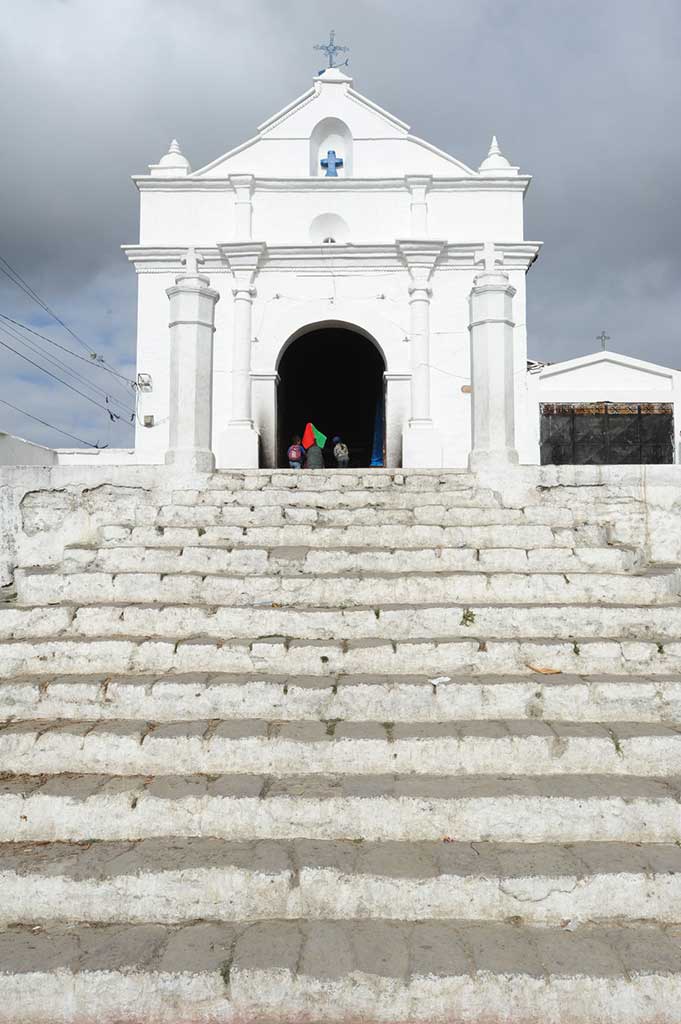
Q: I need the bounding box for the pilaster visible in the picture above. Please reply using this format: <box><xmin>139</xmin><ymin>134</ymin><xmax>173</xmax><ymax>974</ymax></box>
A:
<box><xmin>229</xmin><ymin>175</ymin><xmax>255</xmax><ymax>241</ymax></box>
<box><xmin>216</xmin><ymin>242</ymin><xmax>267</xmax><ymax>468</ymax></box>
<box><xmin>396</xmin><ymin>239</ymin><xmax>446</xmax><ymax>467</ymax></box>
<box><xmin>405</xmin><ymin>176</ymin><xmax>432</xmax><ymax>236</ymax></box>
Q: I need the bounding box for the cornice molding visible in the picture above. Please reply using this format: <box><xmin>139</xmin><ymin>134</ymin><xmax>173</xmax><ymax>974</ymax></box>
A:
<box><xmin>132</xmin><ymin>175</ymin><xmax>532</xmax><ymax>195</ymax></box>
<box><xmin>122</xmin><ymin>241</ymin><xmax>542</xmax><ymax>275</ymax></box>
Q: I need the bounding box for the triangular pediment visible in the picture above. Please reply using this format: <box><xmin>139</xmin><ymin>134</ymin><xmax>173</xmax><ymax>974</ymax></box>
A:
<box><xmin>539</xmin><ymin>351</ymin><xmax>677</xmax><ymax>389</ymax></box>
<box><xmin>193</xmin><ymin>69</ymin><xmax>475</xmax><ymax>179</ymax></box>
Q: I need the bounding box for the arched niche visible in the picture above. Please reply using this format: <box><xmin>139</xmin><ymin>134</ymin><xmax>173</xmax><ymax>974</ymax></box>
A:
<box><xmin>310</xmin><ymin>117</ymin><xmax>353</xmax><ymax>177</ymax></box>
<box><xmin>309</xmin><ymin>212</ymin><xmax>350</xmax><ymax>244</ymax></box>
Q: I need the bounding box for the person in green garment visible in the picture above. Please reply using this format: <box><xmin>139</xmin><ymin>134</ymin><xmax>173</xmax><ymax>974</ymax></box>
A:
<box><xmin>302</xmin><ymin>421</ymin><xmax>326</xmax><ymax>468</ymax></box>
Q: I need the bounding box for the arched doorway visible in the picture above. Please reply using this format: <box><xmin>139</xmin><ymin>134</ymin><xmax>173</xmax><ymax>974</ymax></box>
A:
<box><xmin>277</xmin><ymin>325</ymin><xmax>386</xmax><ymax>468</ymax></box>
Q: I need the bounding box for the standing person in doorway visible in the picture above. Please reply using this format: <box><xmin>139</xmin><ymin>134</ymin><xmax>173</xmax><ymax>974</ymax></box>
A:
<box><xmin>287</xmin><ymin>434</ymin><xmax>304</xmax><ymax>469</ymax></box>
<box><xmin>302</xmin><ymin>421</ymin><xmax>327</xmax><ymax>468</ymax></box>
<box><xmin>304</xmin><ymin>441</ymin><xmax>325</xmax><ymax>468</ymax></box>
<box><xmin>332</xmin><ymin>435</ymin><xmax>350</xmax><ymax>468</ymax></box>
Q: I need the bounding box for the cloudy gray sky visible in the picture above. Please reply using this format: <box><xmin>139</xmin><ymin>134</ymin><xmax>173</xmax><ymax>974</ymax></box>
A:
<box><xmin>1</xmin><ymin>0</ymin><xmax>680</xmax><ymax>448</ymax></box>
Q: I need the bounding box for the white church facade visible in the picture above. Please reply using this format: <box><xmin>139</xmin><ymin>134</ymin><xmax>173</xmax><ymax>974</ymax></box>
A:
<box><xmin>2</xmin><ymin>65</ymin><xmax>680</xmax><ymax>468</ymax></box>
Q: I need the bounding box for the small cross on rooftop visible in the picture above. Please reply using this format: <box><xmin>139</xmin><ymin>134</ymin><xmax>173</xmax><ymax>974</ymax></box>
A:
<box><xmin>597</xmin><ymin>330</ymin><xmax>610</xmax><ymax>350</ymax></box>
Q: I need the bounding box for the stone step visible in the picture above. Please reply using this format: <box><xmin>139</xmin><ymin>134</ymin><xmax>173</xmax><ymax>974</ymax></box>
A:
<box><xmin>29</xmin><ymin>602</ymin><xmax>681</xmax><ymax>643</ymax></box>
<box><xmin>15</xmin><ymin>568</ymin><xmax>681</xmax><ymax>608</ymax></box>
<box><xmin>2</xmin><ymin>636</ymin><xmax>681</xmax><ymax>678</ymax></box>
<box><xmin>2</xmin><ymin>918</ymin><xmax>679</xmax><ymax>1023</ymax></box>
<box><xmin>126</xmin><ymin>504</ymin><xmax>588</xmax><ymax>529</ymax></box>
<box><xmin>2</xmin><ymin>838</ymin><xmax>679</xmax><ymax>926</ymax></box>
<box><xmin>62</xmin><ymin>542</ymin><xmax>645</xmax><ymax>575</ymax></box>
<box><xmin>98</xmin><ymin>522</ymin><xmax>610</xmax><ymax>550</ymax></box>
<box><xmin>1</xmin><ymin>773</ymin><xmax>678</xmax><ymax>844</ymax></box>
<box><xmin>1</xmin><ymin>718</ymin><xmax>678</xmax><ymax>778</ymax></box>
<box><xmin>4</xmin><ymin>673</ymin><xmax>681</xmax><ymax>725</ymax></box>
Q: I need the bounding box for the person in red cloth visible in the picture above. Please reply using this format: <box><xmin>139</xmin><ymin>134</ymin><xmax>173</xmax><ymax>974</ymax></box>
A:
<box><xmin>302</xmin><ymin>422</ymin><xmax>326</xmax><ymax>468</ymax></box>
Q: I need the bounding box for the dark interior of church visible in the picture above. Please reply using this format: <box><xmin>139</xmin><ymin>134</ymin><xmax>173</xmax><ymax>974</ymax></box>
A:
<box><xmin>277</xmin><ymin>326</ymin><xmax>385</xmax><ymax>468</ymax></box>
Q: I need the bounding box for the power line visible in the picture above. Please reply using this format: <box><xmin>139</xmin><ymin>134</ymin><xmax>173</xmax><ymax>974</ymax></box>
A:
<box><xmin>0</xmin><ymin>321</ymin><xmax>136</xmax><ymax>418</ymax></box>
<box><xmin>0</xmin><ymin>255</ymin><xmax>136</xmax><ymax>392</ymax></box>
<box><xmin>0</xmin><ymin>313</ymin><xmax>135</xmax><ymax>386</ymax></box>
<box><xmin>0</xmin><ymin>396</ymin><xmax>102</xmax><ymax>448</ymax></box>
<box><xmin>0</xmin><ymin>335</ymin><xmax>127</xmax><ymax>422</ymax></box>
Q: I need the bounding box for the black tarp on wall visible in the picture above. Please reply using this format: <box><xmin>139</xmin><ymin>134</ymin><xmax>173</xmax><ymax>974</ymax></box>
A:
<box><xmin>540</xmin><ymin>403</ymin><xmax>675</xmax><ymax>465</ymax></box>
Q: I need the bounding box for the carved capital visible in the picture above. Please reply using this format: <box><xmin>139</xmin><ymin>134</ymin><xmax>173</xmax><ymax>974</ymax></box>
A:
<box><xmin>396</xmin><ymin>239</ymin><xmax>446</xmax><ymax>285</ymax></box>
<box><xmin>220</xmin><ymin>241</ymin><xmax>268</xmax><ymax>290</ymax></box>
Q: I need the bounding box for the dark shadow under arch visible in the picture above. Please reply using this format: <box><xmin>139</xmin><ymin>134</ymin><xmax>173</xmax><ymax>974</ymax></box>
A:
<box><xmin>277</xmin><ymin>325</ymin><xmax>386</xmax><ymax>468</ymax></box>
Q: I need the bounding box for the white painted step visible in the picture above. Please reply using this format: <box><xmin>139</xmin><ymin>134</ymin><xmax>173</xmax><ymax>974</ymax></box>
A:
<box><xmin>101</xmin><ymin>503</ymin><xmax>586</xmax><ymax>530</ymax></box>
<box><xmin>4</xmin><ymin>673</ymin><xmax>681</xmax><ymax>725</ymax></box>
<box><xmin>1</xmin><ymin>719</ymin><xmax>678</xmax><ymax>777</ymax></box>
<box><xmin>62</xmin><ymin>542</ymin><xmax>645</xmax><ymax>575</ymax></box>
<box><xmin>97</xmin><ymin>522</ymin><xmax>609</xmax><ymax>550</ymax></box>
<box><xmin>1</xmin><ymin>773</ymin><xmax>679</xmax><ymax>843</ymax></box>
<box><xmin>5</xmin><ymin>602</ymin><xmax>681</xmax><ymax>644</ymax></box>
<box><xmin>3</xmin><ymin>598</ymin><xmax>675</xmax><ymax>638</ymax></box>
<box><xmin>0</xmin><ymin>920</ymin><xmax>679</xmax><ymax>1023</ymax></box>
<box><xmin>2</xmin><ymin>636</ymin><xmax>681</xmax><ymax>678</ymax></box>
<box><xmin>15</xmin><ymin>568</ymin><xmax>681</xmax><ymax>608</ymax></box>
<box><xmin>1</xmin><ymin>838</ymin><xmax>679</xmax><ymax>926</ymax></box>
<box><xmin>50</xmin><ymin>602</ymin><xmax>681</xmax><ymax>642</ymax></box>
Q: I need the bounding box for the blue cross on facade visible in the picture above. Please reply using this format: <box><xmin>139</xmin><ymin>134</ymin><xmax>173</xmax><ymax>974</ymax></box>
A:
<box><xmin>321</xmin><ymin>149</ymin><xmax>343</xmax><ymax>176</ymax></box>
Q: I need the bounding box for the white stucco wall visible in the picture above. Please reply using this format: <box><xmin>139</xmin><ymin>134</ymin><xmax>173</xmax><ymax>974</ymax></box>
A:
<box><xmin>0</xmin><ymin>435</ymin><xmax>57</xmax><ymax>467</ymax></box>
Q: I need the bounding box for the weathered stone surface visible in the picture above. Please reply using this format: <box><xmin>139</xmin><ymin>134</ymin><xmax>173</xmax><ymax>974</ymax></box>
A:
<box><xmin>1</xmin><ymin>465</ymin><xmax>681</xmax><ymax>1021</ymax></box>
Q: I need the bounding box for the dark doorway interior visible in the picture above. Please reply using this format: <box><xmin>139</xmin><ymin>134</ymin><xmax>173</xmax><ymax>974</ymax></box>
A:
<box><xmin>540</xmin><ymin>402</ymin><xmax>675</xmax><ymax>465</ymax></box>
<box><xmin>277</xmin><ymin>326</ymin><xmax>385</xmax><ymax>467</ymax></box>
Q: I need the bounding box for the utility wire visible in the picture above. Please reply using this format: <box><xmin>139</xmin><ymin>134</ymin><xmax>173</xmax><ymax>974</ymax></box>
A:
<box><xmin>0</xmin><ymin>335</ymin><xmax>126</xmax><ymax>422</ymax></box>
<box><xmin>0</xmin><ymin>255</ymin><xmax>136</xmax><ymax>392</ymax></box>
<box><xmin>0</xmin><ymin>313</ymin><xmax>135</xmax><ymax>386</ymax></box>
<box><xmin>0</xmin><ymin>396</ymin><xmax>102</xmax><ymax>448</ymax></box>
<box><xmin>0</xmin><ymin>321</ymin><xmax>136</xmax><ymax>419</ymax></box>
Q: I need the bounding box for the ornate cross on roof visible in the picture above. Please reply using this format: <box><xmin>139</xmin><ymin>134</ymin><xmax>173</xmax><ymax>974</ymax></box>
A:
<box><xmin>321</xmin><ymin>149</ymin><xmax>344</xmax><ymax>177</ymax></box>
<box><xmin>314</xmin><ymin>29</ymin><xmax>350</xmax><ymax>70</ymax></box>
<box><xmin>597</xmin><ymin>330</ymin><xmax>610</xmax><ymax>350</ymax></box>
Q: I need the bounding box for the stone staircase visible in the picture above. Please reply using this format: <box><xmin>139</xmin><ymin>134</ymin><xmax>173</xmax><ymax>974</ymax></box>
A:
<box><xmin>1</xmin><ymin>469</ymin><xmax>681</xmax><ymax>1023</ymax></box>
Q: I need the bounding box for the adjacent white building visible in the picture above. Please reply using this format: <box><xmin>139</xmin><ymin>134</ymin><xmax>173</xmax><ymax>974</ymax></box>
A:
<box><xmin>2</xmin><ymin>65</ymin><xmax>679</xmax><ymax>468</ymax></box>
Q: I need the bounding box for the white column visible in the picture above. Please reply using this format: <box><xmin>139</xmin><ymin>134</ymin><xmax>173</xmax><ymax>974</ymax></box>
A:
<box><xmin>231</xmin><ymin>281</ymin><xmax>255</xmax><ymax>423</ymax></box>
<box><xmin>216</xmin><ymin>243</ymin><xmax>266</xmax><ymax>468</ymax></box>
<box><xmin>408</xmin><ymin>280</ymin><xmax>432</xmax><ymax>424</ymax></box>
<box><xmin>405</xmin><ymin>175</ymin><xmax>432</xmax><ymax>236</ymax></box>
<box><xmin>397</xmin><ymin>240</ymin><xmax>445</xmax><ymax>467</ymax></box>
<box><xmin>468</xmin><ymin>242</ymin><xmax>519</xmax><ymax>470</ymax></box>
<box><xmin>165</xmin><ymin>249</ymin><xmax>219</xmax><ymax>473</ymax></box>
<box><xmin>230</xmin><ymin>174</ymin><xmax>254</xmax><ymax>240</ymax></box>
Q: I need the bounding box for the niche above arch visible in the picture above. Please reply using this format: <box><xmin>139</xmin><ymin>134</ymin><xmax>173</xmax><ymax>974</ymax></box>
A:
<box><xmin>309</xmin><ymin>212</ymin><xmax>350</xmax><ymax>244</ymax></box>
<box><xmin>310</xmin><ymin>117</ymin><xmax>353</xmax><ymax>177</ymax></box>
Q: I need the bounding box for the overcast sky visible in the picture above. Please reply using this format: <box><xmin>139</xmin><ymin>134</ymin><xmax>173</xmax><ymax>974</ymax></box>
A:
<box><xmin>1</xmin><ymin>0</ymin><xmax>680</xmax><ymax>448</ymax></box>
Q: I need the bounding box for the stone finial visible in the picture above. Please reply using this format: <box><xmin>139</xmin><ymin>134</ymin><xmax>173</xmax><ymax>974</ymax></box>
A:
<box><xmin>474</xmin><ymin>241</ymin><xmax>505</xmax><ymax>274</ymax></box>
<box><xmin>149</xmin><ymin>138</ymin><xmax>191</xmax><ymax>177</ymax></box>
<box><xmin>178</xmin><ymin>247</ymin><xmax>205</xmax><ymax>280</ymax></box>
<box><xmin>478</xmin><ymin>135</ymin><xmax>517</xmax><ymax>175</ymax></box>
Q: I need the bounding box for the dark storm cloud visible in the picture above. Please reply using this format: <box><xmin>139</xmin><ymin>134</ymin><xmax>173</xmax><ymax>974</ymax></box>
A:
<box><xmin>1</xmin><ymin>0</ymin><xmax>680</xmax><ymax>445</ymax></box>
